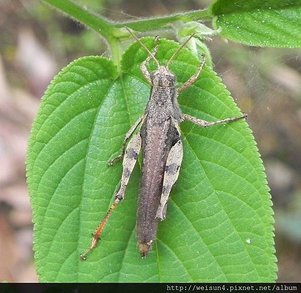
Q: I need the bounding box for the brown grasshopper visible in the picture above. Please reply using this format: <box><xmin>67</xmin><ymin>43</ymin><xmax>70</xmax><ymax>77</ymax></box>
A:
<box><xmin>80</xmin><ymin>31</ymin><xmax>247</xmax><ymax>260</ymax></box>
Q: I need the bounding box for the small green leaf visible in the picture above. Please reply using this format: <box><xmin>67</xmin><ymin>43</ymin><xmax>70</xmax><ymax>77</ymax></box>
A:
<box><xmin>211</xmin><ymin>0</ymin><xmax>301</xmax><ymax>48</ymax></box>
<box><xmin>27</xmin><ymin>38</ymin><xmax>276</xmax><ymax>282</ymax></box>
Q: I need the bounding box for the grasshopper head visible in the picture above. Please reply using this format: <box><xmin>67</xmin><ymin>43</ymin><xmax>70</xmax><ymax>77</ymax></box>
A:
<box><xmin>151</xmin><ymin>66</ymin><xmax>176</xmax><ymax>87</ymax></box>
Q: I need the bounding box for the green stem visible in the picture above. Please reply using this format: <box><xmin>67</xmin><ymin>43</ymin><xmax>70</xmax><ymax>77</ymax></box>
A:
<box><xmin>115</xmin><ymin>9</ymin><xmax>212</xmax><ymax>32</ymax></box>
<box><xmin>41</xmin><ymin>0</ymin><xmax>213</xmax><ymax>67</ymax></box>
<box><xmin>42</xmin><ymin>0</ymin><xmax>212</xmax><ymax>36</ymax></box>
<box><xmin>109</xmin><ymin>37</ymin><xmax>122</xmax><ymax>71</ymax></box>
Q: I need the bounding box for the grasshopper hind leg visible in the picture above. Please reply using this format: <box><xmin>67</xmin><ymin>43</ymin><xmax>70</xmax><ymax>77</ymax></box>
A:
<box><xmin>107</xmin><ymin>116</ymin><xmax>144</xmax><ymax>166</ymax></box>
<box><xmin>155</xmin><ymin>137</ymin><xmax>183</xmax><ymax>221</ymax></box>
<box><xmin>80</xmin><ymin>133</ymin><xmax>142</xmax><ymax>260</ymax></box>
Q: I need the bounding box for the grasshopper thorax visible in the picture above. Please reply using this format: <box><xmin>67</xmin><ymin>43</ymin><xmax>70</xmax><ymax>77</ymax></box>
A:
<box><xmin>151</xmin><ymin>66</ymin><xmax>176</xmax><ymax>88</ymax></box>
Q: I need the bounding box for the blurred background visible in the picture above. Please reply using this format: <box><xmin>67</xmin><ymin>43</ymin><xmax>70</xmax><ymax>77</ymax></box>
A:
<box><xmin>0</xmin><ymin>0</ymin><xmax>300</xmax><ymax>282</ymax></box>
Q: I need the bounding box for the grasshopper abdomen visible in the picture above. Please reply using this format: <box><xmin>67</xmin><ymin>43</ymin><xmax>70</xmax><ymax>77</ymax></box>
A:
<box><xmin>137</xmin><ymin>113</ymin><xmax>180</xmax><ymax>256</ymax></box>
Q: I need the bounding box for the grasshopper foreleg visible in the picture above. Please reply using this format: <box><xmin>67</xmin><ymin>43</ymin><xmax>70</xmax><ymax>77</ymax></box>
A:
<box><xmin>178</xmin><ymin>55</ymin><xmax>206</xmax><ymax>93</ymax></box>
<box><xmin>80</xmin><ymin>133</ymin><xmax>141</xmax><ymax>260</ymax></box>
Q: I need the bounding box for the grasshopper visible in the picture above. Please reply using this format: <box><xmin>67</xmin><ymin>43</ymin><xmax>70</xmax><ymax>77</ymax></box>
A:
<box><xmin>80</xmin><ymin>31</ymin><xmax>247</xmax><ymax>260</ymax></box>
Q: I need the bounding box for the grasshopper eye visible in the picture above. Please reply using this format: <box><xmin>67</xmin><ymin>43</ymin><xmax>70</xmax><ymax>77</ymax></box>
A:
<box><xmin>163</xmin><ymin>78</ymin><xmax>170</xmax><ymax>87</ymax></box>
<box><xmin>163</xmin><ymin>75</ymin><xmax>175</xmax><ymax>87</ymax></box>
<box><xmin>152</xmin><ymin>75</ymin><xmax>160</xmax><ymax>86</ymax></box>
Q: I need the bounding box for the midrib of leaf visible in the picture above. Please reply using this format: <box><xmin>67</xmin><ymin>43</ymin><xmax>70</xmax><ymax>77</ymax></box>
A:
<box><xmin>120</xmin><ymin>74</ymin><xmax>167</xmax><ymax>283</ymax></box>
<box><xmin>170</xmin><ymin>195</ymin><xmax>227</xmax><ymax>280</ymax></box>
<box><xmin>154</xmin><ymin>239</ymin><xmax>161</xmax><ymax>282</ymax></box>
<box><xmin>115</xmin><ymin>228</ymin><xmax>138</xmax><ymax>282</ymax></box>
<box><xmin>156</xmin><ymin>236</ymin><xmax>193</xmax><ymax>281</ymax></box>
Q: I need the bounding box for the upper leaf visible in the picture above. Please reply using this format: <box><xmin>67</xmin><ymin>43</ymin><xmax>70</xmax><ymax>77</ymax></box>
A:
<box><xmin>211</xmin><ymin>0</ymin><xmax>301</xmax><ymax>48</ymax></box>
<box><xmin>27</xmin><ymin>38</ymin><xmax>276</xmax><ymax>282</ymax></box>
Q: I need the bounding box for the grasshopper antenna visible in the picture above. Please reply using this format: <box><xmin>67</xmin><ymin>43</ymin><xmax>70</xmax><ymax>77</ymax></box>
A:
<box><xmin>166</xmin><ymin>33</ymin><xmax>195</xmax><ymax>68</ymax></box>
<box><xmin>126</xmin><ymin>27</ymin><xmax>160</xmax><ymax>68</ymax></box>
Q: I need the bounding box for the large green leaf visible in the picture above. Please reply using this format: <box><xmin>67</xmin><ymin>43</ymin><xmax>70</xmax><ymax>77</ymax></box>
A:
<box><xmin>211</xmin><ymin>0</ymin><xmax>301</xmax><ymax>48</ymax></box>
<box><xmin>27</xmin><ymin>38</ymin><xmax>276</xmax><ymax>282</ymax></box>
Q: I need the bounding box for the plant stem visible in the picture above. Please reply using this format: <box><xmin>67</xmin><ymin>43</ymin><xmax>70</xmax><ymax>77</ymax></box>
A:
<box><xmin>115</xmin><ymin>9</ymin><xmax>212</xmax><ymax>32</ymax></box>
<box><xmin>42</xmin><ymin>0</ymin><xmax>212</xmax><ymax>36</ymax></box>
<box><xmin>41</xmin><ymin>0</ymin><xmax>213</xmax><ymax>67</ymax></box>
<box><xmin>109</xmin><ymin>37</ymin><xmax>122</xmax><ymax>72</ymax></box>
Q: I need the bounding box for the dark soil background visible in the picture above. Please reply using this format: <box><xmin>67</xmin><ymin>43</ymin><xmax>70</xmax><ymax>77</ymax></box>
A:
<box><xmin>0</xmin><ymin>0</ymin><xmax>300</xmax><ymax>282</ymax></box>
